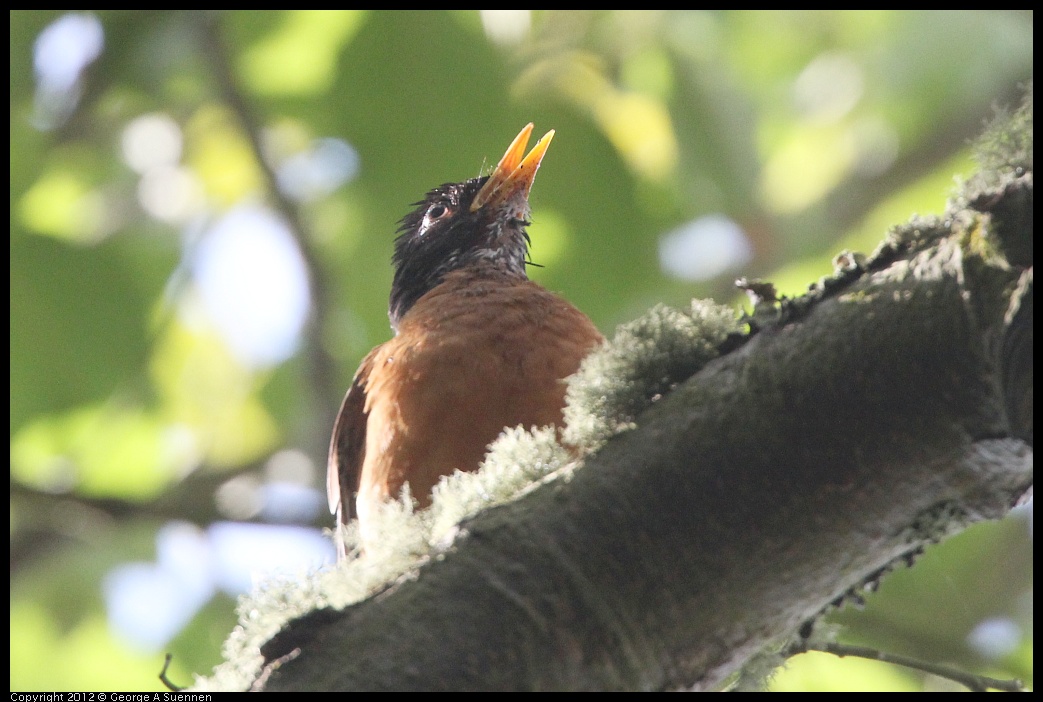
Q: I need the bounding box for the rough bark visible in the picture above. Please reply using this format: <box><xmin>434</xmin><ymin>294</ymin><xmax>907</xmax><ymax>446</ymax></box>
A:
<box><xmin>244</xmin><ymin>171</ymin><xmax>1031</xmax><ymax>691</ymax></box>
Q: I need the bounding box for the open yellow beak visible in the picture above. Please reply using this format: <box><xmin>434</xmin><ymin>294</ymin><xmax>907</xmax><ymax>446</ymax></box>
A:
<box><xmin>470</xmin><ymin>123</ymin><xmax>554</xmax><ymax>212</ymax></box>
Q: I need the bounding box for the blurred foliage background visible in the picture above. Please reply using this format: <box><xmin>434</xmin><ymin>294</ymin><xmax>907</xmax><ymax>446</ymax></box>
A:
<box><xmin>9</xmin><ymin>10</ymin><xmax>1032</xmax><ymax>691</ymax></box>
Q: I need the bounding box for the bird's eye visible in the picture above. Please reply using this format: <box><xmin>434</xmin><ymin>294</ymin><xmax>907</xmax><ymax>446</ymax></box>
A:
<box><xmin>417</xmin><ymin>202</ymin><xmax>453</xmax><ymax>235</ymax></box>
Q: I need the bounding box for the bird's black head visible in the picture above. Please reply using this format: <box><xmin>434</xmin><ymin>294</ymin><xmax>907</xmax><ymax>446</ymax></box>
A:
<box><xmin>389</xmin><ymin>177</ymin><xmax>531</xmax><ymax>328</ymax></box>
<box><xmin>388</xmin><ymin>125</ymin><xmax>554</xmax><ymax>330</ymax></box>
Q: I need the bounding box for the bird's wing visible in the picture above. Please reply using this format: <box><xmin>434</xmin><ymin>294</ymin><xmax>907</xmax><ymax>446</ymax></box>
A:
<box><xmin>327</xmin><ymin>348</ymin><xmax>377</xmax><ymax>529</ymax></box>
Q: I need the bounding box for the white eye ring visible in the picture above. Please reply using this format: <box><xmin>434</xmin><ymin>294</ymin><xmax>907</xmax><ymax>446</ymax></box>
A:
<box><xmin>419</xmin><ymin>203</ymin><xmax>452</xmax><ymax>234</ymax></box>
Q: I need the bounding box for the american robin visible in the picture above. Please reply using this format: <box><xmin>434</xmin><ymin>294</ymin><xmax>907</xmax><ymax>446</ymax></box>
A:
<box><xmin>327</xmin><ymin>124</ymin><xmax>604</xmax><ymax>554</ymax></box>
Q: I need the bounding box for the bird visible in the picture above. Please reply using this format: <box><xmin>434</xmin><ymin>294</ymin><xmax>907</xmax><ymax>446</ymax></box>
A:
<box><xmin>327</xmin><ymin>124</ymin><xmax>604</xmax><ymax>555</ymax></box>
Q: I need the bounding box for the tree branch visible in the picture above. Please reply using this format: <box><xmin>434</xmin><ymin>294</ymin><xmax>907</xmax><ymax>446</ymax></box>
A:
<box><xmin>195</xmin><ymin>93</ymin><xmax>1032</xmax><ymax>694</ymax></box>
<box><xmin>795</xmin><ymin>642</ymin><xmax>1026</xmax><ymax>692</ymax></box>
<box><xmin>196</xmin><ymin>12</ymin><xmax>340</xmax><ymax>447</ymax></box>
